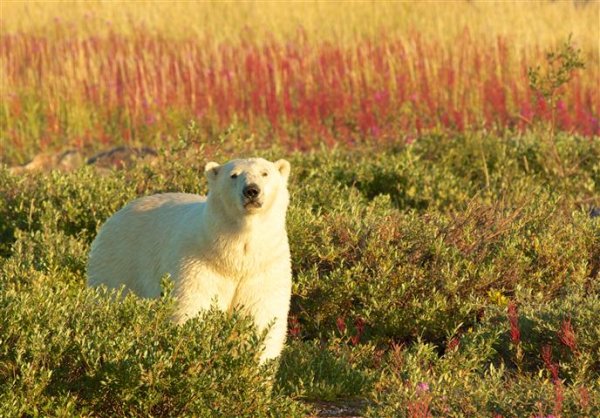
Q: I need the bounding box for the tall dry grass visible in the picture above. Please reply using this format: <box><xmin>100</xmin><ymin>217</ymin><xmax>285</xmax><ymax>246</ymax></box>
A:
<box><xmin>3</xmin><ymin>1</ymin><xmax>598</xmax><ymax>48</ymax></box>
<box><xmin>1</xmin><ymin>1</ymin><xmax>598</xmax><ymax>163</ymax></box>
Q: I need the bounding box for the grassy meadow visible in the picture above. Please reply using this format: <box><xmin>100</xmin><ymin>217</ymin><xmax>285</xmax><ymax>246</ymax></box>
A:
<box><xmin>1</xmin><ymin>1</ymin><xmax>599</xmax><ymax>163</ymax></box>
<box><xmin>1</xmin><ymin>1</ymin><xmax>600</xmax><ymax>417</ymax></box>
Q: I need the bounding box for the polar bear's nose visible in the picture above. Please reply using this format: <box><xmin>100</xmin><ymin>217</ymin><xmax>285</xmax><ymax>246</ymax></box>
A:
<box><xmin>243</xmin><ymin>184</ymin><xmax>261</xmax><ymax>199</ymax></box>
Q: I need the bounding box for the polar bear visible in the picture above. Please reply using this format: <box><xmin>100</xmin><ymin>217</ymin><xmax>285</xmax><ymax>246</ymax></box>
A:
<box><xmin>87</xmin><ymin>157</ymin><xmax>292</xmax><ymax>362</ymax></box>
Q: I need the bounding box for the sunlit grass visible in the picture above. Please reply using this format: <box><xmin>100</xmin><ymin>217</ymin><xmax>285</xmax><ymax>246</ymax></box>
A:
<box><xmin>1</xmin><ymin>1</ymin><xmax>598</xmax><ymax>163</ymax></box>
<box><xmin>3</xmin><ymin>1</ymin><xmax>598</xmax><ymax>49</ymax></box>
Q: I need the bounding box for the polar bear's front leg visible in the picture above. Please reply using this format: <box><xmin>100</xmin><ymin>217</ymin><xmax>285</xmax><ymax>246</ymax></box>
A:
<box><xmin>172</xmin><ymin>267</ymin><xmax>237</xmax><ymax>324</ymax></box>
<box><xmin>233</xmin><ymin>273</ymin><xmax>292</xmax><ymax>363</ymax></box>
<box><xmin>258</xmin><ymin>312</ymin><xmax>289</xmax><ymax>363</ymax></box>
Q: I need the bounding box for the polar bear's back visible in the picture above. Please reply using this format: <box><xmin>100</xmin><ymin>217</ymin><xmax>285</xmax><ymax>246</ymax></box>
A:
<box><xmin>87</xmin><ymin>193</ymin><xmax>205</xmax><ymax>297</ymax></box>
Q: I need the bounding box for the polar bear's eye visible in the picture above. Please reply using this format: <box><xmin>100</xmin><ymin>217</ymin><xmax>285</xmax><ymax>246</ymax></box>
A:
<box><xmin>261</xmin><ymin>171</ymin><xmax>268</xmax><ymax>177</ymax></box>
<box><xmin>230</xmin><ymin>173</ymin><xmax>238</xmax><ymax>179</ymax></box>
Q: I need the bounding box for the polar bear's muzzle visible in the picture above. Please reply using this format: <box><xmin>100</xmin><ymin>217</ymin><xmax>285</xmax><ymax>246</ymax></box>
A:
<box><xmin>242</xmin><ymin>183</ymin><xmax>263</xmax><ymax>209</ymax></box>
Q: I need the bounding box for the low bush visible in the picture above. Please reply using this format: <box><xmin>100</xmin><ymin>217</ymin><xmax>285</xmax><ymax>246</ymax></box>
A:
<box><xmin>0</xmin><ymin>278</ymin><xmax>304</xmax><ymax>417</ymax></box>
<box><xmin>1</xmin><ymin>128</ymin><xmax>598</xmax><ymax>415</ymax></box>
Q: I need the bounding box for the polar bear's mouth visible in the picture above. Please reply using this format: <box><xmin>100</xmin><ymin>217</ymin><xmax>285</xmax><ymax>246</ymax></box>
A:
<box><xmin>243</xmin><ymin>199</ymin><xmax>263</xmax><ymax>210</ymax></box>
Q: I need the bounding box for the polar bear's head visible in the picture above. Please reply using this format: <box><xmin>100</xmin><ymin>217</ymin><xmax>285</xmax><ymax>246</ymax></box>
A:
<box><xmin>204</xmin><ymin>158</ymin><xmax>291</xmax><ymax>219</ymax></box>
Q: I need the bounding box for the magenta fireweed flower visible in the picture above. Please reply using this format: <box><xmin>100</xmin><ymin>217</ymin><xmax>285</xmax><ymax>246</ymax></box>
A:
<box><xmin>2</xmin><ymin>29</ymin><xmax>597</xmax><ymax>153</ymax></box>
<box><xmin>417</xmin><ymin>382</ymin><xmax>430</xmax><ymax>392</ymax></box>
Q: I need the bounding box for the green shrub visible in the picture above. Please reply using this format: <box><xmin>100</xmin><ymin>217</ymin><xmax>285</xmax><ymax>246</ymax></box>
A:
<box><xmin>1</xmin><ymin>128</ymin><xmax>598</xmax><ymax>414</ymax></box>
<box><xmin>368</xmin><ymin>341</ymin><xmax>599</xmax><ymax>417</ymax></box>
<box><xmin>276</xmin><ymin>339</ymin><xmax>376</xmax><ymax>401</ymax></box>
<box><xmin>0</xmin><ymin>282</ymin><xmax>304</xmax><ymax>417</ymax></box>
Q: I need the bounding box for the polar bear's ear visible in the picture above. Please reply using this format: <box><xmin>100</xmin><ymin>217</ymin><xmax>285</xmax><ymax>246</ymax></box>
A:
<box><xmin>275</xmin><ymin>159</ymin><xmax>291</xmax><ymax>181</ymax></box>
<box><xmin>205</xmin><ymin>162</ymin><xmax>220</xmax><ymax>180</ymax></box>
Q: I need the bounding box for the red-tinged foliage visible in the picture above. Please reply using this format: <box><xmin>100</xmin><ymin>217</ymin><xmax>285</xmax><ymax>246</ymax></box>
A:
<box><xmin>553</xmin><ymin>381</ymin><xmax>565</xmax><ymax>418</ymax></box>
<box><xmin>540</xmin><ymin>345</ymin><xmax>565</xmax><ymax>416</ymax></box>
<box><xmin>541</xmin><ymin>345</ymin><xmax>560</xmax><ymax>382</ymax></box>
<box><xmin>350</xmin><ymin>317</ymin><xmax>366</xmax><ymax>346</ymax></box>
<box><xmin>507</xmin><ymin>301</ymin><xmax>521</xmax><ymax>345</ymax></box>
<box><xmin>578</xmin><ymin>386</ymin><xmax>590</xmax><ymax>410</ymax></box>
<box><xmin>558</xmin><ymin>317</ymin><xmax>578</xmax><ymax>355</ymax></box>
<box><xmin>447</xmin><ymin>337</ymin><xmax>460</xmax><ymax>352</ymax></box>
<box><xmin>336</xmin><ymin>316</ymin><xmax>346</xmax><ymax>335</ymax></box>
<box><xmin>288</xmin><ymin>315</ymin><xmax>301</xmax><ymax>339</ymax></box>
<box><xmin>1</xmin><ymin>27</ymin><xmax>598</xmax><ymax>157</ymax></box>
<box><xmin>408</xmin><ymin>385</ymin><xmax>433</xmax><ymax>418</ymax></box>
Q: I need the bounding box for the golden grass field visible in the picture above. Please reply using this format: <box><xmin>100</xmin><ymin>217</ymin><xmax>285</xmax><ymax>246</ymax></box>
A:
<box><xmin>1</xmin><ymin>1</ymin><xmax>599</xmax><ymax>163</ymax></box>
<box><xmin>4</xmin><ymin>1</ymin><xmax>598</xmax><ymax>49</ymax></box>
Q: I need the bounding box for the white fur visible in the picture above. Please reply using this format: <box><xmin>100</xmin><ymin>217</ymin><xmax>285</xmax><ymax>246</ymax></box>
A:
<box><xmin>87</xmin><ymin>157</ymin><xmax>292</xmax><ymax>362</ymax></box>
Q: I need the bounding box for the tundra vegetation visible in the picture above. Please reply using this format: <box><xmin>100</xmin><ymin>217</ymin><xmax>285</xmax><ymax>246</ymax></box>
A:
<box><xmin>1</xmin><ymin>2</ymin><xmax>598</xmax><ymax>417</ymax></box>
